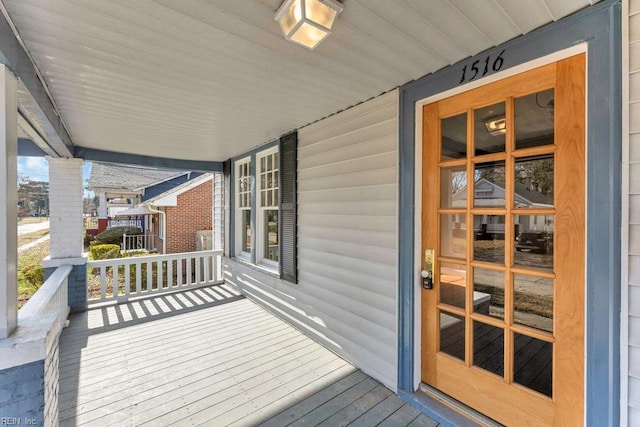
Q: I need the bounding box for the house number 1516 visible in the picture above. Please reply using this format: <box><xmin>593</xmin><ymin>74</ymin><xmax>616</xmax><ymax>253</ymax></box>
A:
<box><xmin>459</xmin><ymin>50</ymin><xmax>505</xmax><ymax>84</ymax></box>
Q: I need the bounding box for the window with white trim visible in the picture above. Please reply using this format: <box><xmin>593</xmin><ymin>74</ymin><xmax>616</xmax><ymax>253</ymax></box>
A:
<box><xmin>257</xmin><ymin>148</ymin><xmax>279</xmax><ymax>267</ymax></box>
<box><xmin>229</xmin><ymin>133</ymin><xmax>296</xmax><ymax>282</ymax></box>
<box><xmin>235</xmin><ymin>158</ymin><xmax>251</xmax><ymax>259</ymax></box>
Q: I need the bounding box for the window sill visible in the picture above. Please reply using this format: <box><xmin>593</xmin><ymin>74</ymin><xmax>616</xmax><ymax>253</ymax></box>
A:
<box><xmin>232</xmin><ymin>257</ymin><xmax>280</xmax><ymax>279</ymax></box>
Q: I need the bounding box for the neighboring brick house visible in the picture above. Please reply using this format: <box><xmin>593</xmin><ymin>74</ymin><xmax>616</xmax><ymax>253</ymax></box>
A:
<box><xmin>87</xmin><ymin>163</ymin><xmax>203</xmax><ymax>235</ymax></box>
<box><xmin>141</xmin><ymin>173</ymin><xmax>213</xmax><ymax>254</ymax></box>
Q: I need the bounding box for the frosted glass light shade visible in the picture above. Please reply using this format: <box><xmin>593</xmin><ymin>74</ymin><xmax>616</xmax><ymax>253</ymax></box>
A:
<box><xmin>275</xmin><ymin>0</ymin><xmax>343</xmax><ymax>49</ymax></box>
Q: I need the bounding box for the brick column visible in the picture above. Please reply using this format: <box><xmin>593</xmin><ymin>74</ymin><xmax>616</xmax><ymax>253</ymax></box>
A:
<box><xmin>43</xmin><ymin>158</ymin><xmax>87</xmax><ymax>313</ymax></box>
<box><xmin>0</xmin><ymin>314</ymin><xmax>60</xmax><ymax>426</ymax></box>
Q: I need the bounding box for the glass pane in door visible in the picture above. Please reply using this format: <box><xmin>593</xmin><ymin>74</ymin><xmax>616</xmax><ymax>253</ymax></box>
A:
<box><xmin>473</xmin><ymin>215</ymin><xmax>505</xmax><ymax>264</ymax></box>
<box><xmin>473</xmin><ymin>321</ymin><xmax>504</xmax><ymax>377</ymax></box>
<box><xmin>474</xmin><ymin>161</ymin><xmax>506</xmax><ymax>207</ymax></box>
<box><xmin>514</xmin><ymin>155</ymin><xmax>554</xmax><ymax>208</ymax></box>
<box><xmin>440</xmin><ymin>311</ymin><xmax>465</xmax><ymax>361</ymax></box>
<box><xmin>441</xmin><ymin>214</ymin><xmax>466</xmax><ymax>259</ymax></box>
<box><xmin>514</xmin><ymin>333</ymin><xmax>553</xmax><ymax>397</ymax></box>
<box><xmin>514</xmin><ymin>274</ymin><xmax>553</xmax><ymax>333</ymax></box>
<box><xmin>515</xmin><ymin>89</ymin><xmax>554</xmax><ymax>150</ymax></box>
<box><xmin>440</xmin><ymin>263</ymin><xmax>466</xmax><ymax>308</ymax></box>
<box><xmin>442</xmin><ymin>113</ymin><xmax>467</xmax><ymax>160</ymax></box>
<box><xmin>474</xmin><ymin>102</ymin><xmax>506</xmax><ymax>156</ymax></box>
<box><xmin>514</xmin><ymin>215</ymin><xmax>554</xmax><ymax>271</ymax></box>
<box><xmin>473</xmin><ymin>268</ymin><xmax>504</xmax><ymax>320</ymax></box>
<box><xmin>441</xmin><ymin>166</ymin><xmax>467</xmax><ymax>208</ymax></box>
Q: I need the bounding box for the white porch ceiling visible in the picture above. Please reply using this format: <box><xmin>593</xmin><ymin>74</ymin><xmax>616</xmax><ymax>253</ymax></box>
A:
<box><xmin>3</xmin><ymin>0</ymin><xmax>599</xmax><ymax>162</ymax></box>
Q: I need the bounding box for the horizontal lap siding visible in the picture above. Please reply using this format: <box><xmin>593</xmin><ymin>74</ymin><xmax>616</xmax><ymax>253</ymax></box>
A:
<box><xmin>225</xmin><ymin>90</ymin><xmax>399</xmax><ymax>389</ymax></box>
<box><xmin>297</xmin><ymin>90</ymin><xmax>398</xmax><ymax>388</ymax></box>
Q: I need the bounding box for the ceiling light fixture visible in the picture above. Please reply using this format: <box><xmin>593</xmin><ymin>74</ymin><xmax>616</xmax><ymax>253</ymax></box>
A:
<box><xmin>275</xmin><ymin>0</ymin><xmax>344</xmax><ymax>50</ymax></box>
<box><xmin>483</xmin><ymin>116</ymin><xmax>507</xmax><ymax>136</ymax></box>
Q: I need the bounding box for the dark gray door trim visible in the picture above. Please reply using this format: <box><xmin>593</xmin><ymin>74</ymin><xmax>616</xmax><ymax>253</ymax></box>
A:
<box><xmin>397</xmin><ymin>2</ymin><xmax>621</xmax><ymax>425</ymax></box>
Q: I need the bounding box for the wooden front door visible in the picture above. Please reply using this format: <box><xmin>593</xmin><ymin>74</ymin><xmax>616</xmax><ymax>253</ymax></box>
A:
<box><xmin>421</xmin><ymin>54</ymin><xmax>585</xmax><ymax>426</ymax></box>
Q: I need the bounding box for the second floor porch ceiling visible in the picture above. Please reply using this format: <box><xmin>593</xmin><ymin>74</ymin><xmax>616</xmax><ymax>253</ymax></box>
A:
<box><xmin>2</xmin><ymin>0</ymin><xmax>600</xmax><ymax>165</ymax></box>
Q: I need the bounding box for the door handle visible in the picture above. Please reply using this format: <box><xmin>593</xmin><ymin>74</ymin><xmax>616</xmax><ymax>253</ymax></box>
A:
<box><xmin>421</xmin><ymin>270</ymin><xmax>433</xmax><ymax>289</ymax></box>
<box><xmin>422</xmin><ymin>248</ymin><xmax>434</xmax><ymax>290</ymax></box>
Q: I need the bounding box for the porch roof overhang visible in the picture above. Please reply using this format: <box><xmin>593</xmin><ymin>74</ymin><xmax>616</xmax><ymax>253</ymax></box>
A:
<box><xmin>91</xmin><ymin>187</ymin><xmax>141</xmax><ymax>195</ymax></box>
<box><xmin>115</xmin><ymin>205</ymin><xmax>159</xmax><ymax>217</ymax></box>
<box><xmin>0</xmin><ymin>0</ymin><xmax>600</xmax><ymax>166</ymax></box>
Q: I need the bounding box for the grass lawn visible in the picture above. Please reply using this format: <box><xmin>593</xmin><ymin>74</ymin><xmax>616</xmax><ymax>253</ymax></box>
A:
<box><xmin>17</xmin><ymin>229</ymin><xmax>50</xmax><ymax>248</ymax></box>
<box><xmin>18</xmin><ymin>216</ymin><xmax>49</xmax><ymax>225</ymax></box>
<box><xmin>18</xmin><ymin>240</ymin><xmax>50</xmax><ymax>309</ymax></box>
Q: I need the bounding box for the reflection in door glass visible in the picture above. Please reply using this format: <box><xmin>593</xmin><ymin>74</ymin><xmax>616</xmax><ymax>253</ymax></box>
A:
<box><xmin>473</xmin><ymin>321</ymin><xmax>504</xmax><ymax>377</ymax></box>
<box><xmin>441</xmin><ymin>214</ymin><xmax>466</xmax><ymax>259</ymax></box>
<box><xmin>514</xmin><ymin>215</ymin><xmax>554</xmax><ymax>272</ymax></box>
<box><xmin>440</xmin><ymin>311</ymin><xmax>465</xmax><ymax>362</ymax></box>
<box><xmin>515</xmin><ymin>89</ymin><xmax>554</xmax><ymax>150</ymax></box>
<box><xmin>474</xmin><ymin>102</ymin><xmax>506</xmax><ymax>156</ymax></box>
<box><xmin>440</xmin><ymin>263</ymin><xmax>466</xmax><ymax>309</ymax></box>
<box><xmin>473</xmin><ymin>268</ymin><xmax>504</xmax><ymax>320</ymax></box>
<box><xmin>474</xmin><ymin>161</ymin><xmax>505</xmax><ymax>208</ymax></box>
<box><xmin>441</xmin><ymin>113</ymin><xmax>467</xmax><ymax>160</ymax></box>
<box><xmin>514</xmin><ymin>274</ymin><xmax>553</xmax><ymax>333</ymax></box>
<box><xmin>441</xmin><ymin>166</ymin><xmax>467</xmax><ymax>208</ymax></box>
<box><xmin>514</xmin><ymin>155</ymin><xmax>554</xmax><ymax>208</ymax></box>
<box><xmin>473</xmin><ymin>215</ymin><xmax>505</xmax><ymax>264</ymax></box>
<box><xmin>514</xmin><ymin>333</ymin><xmax>553</xmax><ymax>397</ymax></box>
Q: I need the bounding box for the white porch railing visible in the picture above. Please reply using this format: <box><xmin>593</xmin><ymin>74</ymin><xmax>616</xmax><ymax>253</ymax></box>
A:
<box><xmin>18</xmin><ymin>264</ymin><xmax>71</xmax><ymax>331</ymax></box>
<box><xmin>87</xmin><ymin>250</ymin><xmax>223</xmax><ymax>304</ymax></box>
<box><xmin>122</xmin><ymin>233</ymin><xmax>157</xmax><ymax>252</ymax></box>
<box><xmin>107</xmin><ymin>218</ymin><xmax>142</xmax><ymax>229</ymax></box>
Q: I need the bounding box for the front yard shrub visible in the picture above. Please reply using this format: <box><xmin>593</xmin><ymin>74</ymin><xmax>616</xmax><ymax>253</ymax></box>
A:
<box><xmin>22</xmin><ymin>264</ymin><xmax>45</xmax><ymax>286</ymax></box>
<box><xmin>122</xmin><ymin>250</ymin><xmax>149</xmax><ymax>258</ymax></box>
<box><xmin>84</xmin><ymin>233</ymin><xmax>95</xmax><ymax>248</ymax></box>
<box><xmin>94</xmin><ymin>226</ymin><xmax>141</xmax><ymax>245</ymax></box>
<box><xmin>90</xmin><ymin>244</ymin><xmax>121</xmax><ymax>260</ymax></box>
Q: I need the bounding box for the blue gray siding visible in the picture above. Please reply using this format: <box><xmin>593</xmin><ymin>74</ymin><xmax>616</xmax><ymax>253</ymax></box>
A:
<box><xmin>225</xmin><ymin>90</ymin><xmax>399</xmax><ymax>389</ymax></box>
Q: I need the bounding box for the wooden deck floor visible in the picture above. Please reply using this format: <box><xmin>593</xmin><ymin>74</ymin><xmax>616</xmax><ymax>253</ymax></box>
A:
<box><xmin>58</xmin><ymin>284</ymin><xmax>439</xmax><ymax>426</ymax></box>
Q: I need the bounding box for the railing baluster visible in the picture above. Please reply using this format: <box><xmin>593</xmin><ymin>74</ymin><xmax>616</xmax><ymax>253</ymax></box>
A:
<box><xmin>213</xmin><ymin>254</ymin><xmax>218</xmax><ymax>283</ymax></box>
<box><xmin>204</xmin><ymin>255</ymin><xmax>210</xmax><ymax>283</ymax></box>
<box><xmin>146</xmin><ymin>261</ymin><xmax>152</xmax><ymax>292</ymax></box>
<box><xmin>187</xmin><ymin>256</ymin><xmax>192</xmax><ymax>286</ymax></box>
<box><xmin>124</xmin><ymin>262</ymin><xmax>130</xmax><ymax>298</ymax></box>
<box><xmin>195</xmin><ymin>255</ymin><xmax>201</xmax><ymax>284</ymax></box>
<box><xmin>100</xmin><ymin>266</ymin><xmax>107</xmax><ymax>300</ymax></box>
<box><xmin>112</xmin><ymin>262</ymin><xmax>119</xmax><ymax>299</ymax></box>
<box><xmin>177</xmin><ymin>258</ymin><xmax>183</xmax><ymax>287</ymax></box>
<box><xmin>158</xmin><ymin>260</ymin><xmax>164</xmax><ymax>291</ymax></box>
<box><xmin>167</xmin><ymin>258</ymin><xmax>173</xmax><ymax>289</ymax></box>
<box><xmin>136</xmin><ymin>260</ymin><xmax>142</xmax><ymax>294</ymax></box>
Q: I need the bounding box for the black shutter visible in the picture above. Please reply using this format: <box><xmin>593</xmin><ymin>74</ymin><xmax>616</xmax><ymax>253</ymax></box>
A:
<box><xmin>279</xmin><ymin>132</ymin><xmax>297</xmax><ymax>283</ymax></box>
<box><xmin>223</xmin><ymin>159</ymin><xmax>232</xmax><ymax>257</ymax></box>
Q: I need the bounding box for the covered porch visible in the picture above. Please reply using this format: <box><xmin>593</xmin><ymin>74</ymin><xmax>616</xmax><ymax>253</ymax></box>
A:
<box><xmin>0</xmin><ymin>0</ymin><xmax>625</xmax><ymax>426</ymax></box>
<box><xmin>59</xmin><ymin>284</ymin><xmax>437</xmax><ymax>427</ymax></box>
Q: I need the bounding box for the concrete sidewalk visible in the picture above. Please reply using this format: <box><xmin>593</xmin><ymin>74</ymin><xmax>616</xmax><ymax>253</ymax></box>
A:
<box><xmin>18</xmin><ymin>234</ymin><xmax>50</xmax><ymax>253</ymax></box>
<box><xmin>18</xmin><ymin>220</ymin><xmax>50</xmax><ymax>235</ymax></box>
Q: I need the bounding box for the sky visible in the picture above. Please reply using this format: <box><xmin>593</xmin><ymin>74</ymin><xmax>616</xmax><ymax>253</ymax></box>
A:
<box><xmin>18</xmin><ymin>156</ymin><xmax>92</xmax><ymax>194</ymax></box>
